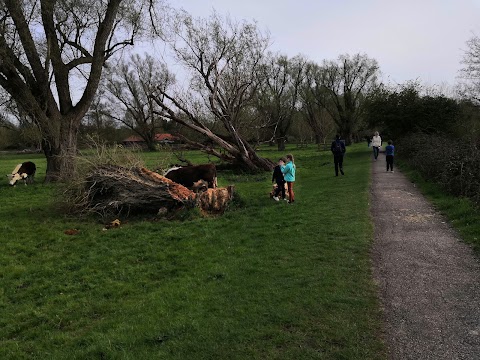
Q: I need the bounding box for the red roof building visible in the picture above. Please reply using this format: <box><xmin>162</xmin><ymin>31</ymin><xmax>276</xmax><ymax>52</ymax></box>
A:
<box><xmin>122</xmin><ymin>133</ymin><xmax>179</xmax><ymax>147</ymax></box>
<box><xmin>122</xmin><ymin>135</ymin><xmax>143</xmax><ymax>143</ymax></box>
<box><xmin>154</xmin><ymin>133</ymin><xmax>177</xmax><ymax>142</ymax></box>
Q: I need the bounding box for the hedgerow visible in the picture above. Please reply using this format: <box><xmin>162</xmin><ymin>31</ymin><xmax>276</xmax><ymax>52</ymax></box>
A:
<box><xmin>397</xmin><ymin>133</ymin><xmax>480</xmax><ymax>205</ymax></box>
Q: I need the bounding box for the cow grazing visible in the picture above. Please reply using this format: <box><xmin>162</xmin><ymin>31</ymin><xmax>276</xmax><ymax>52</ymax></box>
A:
<box><xmin>164</xmin><ymin>164</ymin><xmax>217</xmax><ymax>189</ymax></box>
<box><xmin>7</xmin><ymin>161</ymin><xmax>36</xmax><ymax>186</ymax></box>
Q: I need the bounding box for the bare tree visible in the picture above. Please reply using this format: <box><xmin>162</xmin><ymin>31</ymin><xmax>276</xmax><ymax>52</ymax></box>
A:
<box><xmin>255</xmin><ymin>54</ymin><xmax>306</xmax><ymax>151</ymax></box>
<box><xmin>458</xmin><ymin>34</ymin><xmax>480</xmax><ymax>103</ymax></box>
<box><xmin>314</xmin><ymin>54</ymin><xmax>379</xmax><ymax>144</ymax></box>
<box><xmin>103</xmin><ymin>53</ymin><xmax>174</xmax><ymax>150</ymax></box>
<box><xmin>151</xmin><ymin>11</ymin><xmax>274</xmax><ymax>171</ymax></box>
<box><xmin>79</xmin><ymin>88</ymin><xmax>120</xmax><ymax>144</ymax></box>
<box><xmin>0</xmin><ymin>90</ymin><xmax>16</xmax><ymax>130</ymax></box>
<box><xmin>0</xmin><ymin>89</ymin><xmax>44</xmax><ymax>149</ymax></box>
<box><xmin>298</xmin><ymin>62</ymin><xmax>336</xmax><ymax>145</ymax></box>
<box><xmin>0</xmin><ymin>0</ymin><xmax>164</xmax><ymax>181</ymax></box>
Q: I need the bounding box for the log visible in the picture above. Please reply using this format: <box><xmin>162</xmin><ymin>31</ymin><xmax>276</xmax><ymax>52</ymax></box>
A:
<box><xmin>80</xmin><ymin>165</ymin><xmax>233</xmax><ymax>216</ymax></box>
<box><xmin>198</xmin><ymin>185</ymin><xmax>235</xmax><ymax>215</ymax></box>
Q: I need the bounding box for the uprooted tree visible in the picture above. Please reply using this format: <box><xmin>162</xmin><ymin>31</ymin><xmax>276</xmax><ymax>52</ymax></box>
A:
<box><xmin>0</xmin><ymin>0</ymin><xmax>164</xmax><ymax>181</ymax></box>
<box><xmin>151</xmin><ymin>11</ymin><xmax>275</xmax><ymax>172</ymax></box>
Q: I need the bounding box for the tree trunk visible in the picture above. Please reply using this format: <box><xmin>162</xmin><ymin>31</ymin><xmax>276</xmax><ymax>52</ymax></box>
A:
<box><xmin>146</xmin><ymin>140</ymin><xmax>157</xmax><ymax>152</ymax></box>
<box><xmin>175</xmin><ymin>128</ymin><xmax>275</xmax><ymax>173</ymax></box>
<box><xmin>244</xmin><ymin>141</ymin><xmax>275</xmax><ymax>171</ymax></box>
<box><xmin>252</xmin><ymin>155</ymin><xmax>276</xmax><ymax>171</ymax></box>
<box><xmin>43</xmin><ymin>117</ymin><xmax>79</xmax><ymax>182</ymax></box>
<box><xmin>277</xmin><ymin>137</ymin><xmax>286</xmax><ymax>151</ymax></box>
<box><xmin>338</xmin><ymin>122</ymin><xmax>353</xmax><ymax>145</ymax></box>
<box><xmin>315</xmin><ymin>133</ymin><xmax>322</xmax><ymax>144</ymax></box>
<box><xmin>341</xmin><ymin>132</ymin><xmax>353</xmax><ymax>145</ymax></box>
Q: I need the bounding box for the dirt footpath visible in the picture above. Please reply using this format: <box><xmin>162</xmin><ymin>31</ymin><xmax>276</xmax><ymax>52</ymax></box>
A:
<box><xmin>370</xmin><ymin>155</ymin><xmax>480</xmax><ymax>360</ymax></box>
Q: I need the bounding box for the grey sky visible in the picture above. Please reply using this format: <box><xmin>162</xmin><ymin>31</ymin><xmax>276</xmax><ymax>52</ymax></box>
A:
<box><xmin>173</xmin><ymin>0</ymin><xmax>480</xmax><ymax>86</ymax></box>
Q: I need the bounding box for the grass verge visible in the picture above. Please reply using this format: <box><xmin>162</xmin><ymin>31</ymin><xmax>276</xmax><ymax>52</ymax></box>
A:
<box><xmin>0</xmin><ymin>145</ymin><xmax>385</xmax><ymax>359</ymax></box>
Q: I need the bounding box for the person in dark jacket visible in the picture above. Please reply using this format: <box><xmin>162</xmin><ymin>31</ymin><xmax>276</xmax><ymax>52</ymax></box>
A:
<box><xmin>385</xmin><ymin>140</ymin><xmax>395</xmax><ymax>172</ymax></box>
<box><xmin>331</xmin><ymin>134</ymin><xmax>346</xmax><ymax>176</ymax></box>
<box><xmin>272</xmin><ymin>158</ymin><xmax>286</xmax><ymax>201</ymax></box>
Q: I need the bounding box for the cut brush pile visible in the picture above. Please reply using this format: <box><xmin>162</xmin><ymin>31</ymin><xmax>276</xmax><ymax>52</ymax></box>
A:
<box><xmin>65</xmin><ymin>165</ymin><xmax>233</xmax><ymax>218</ymax></box>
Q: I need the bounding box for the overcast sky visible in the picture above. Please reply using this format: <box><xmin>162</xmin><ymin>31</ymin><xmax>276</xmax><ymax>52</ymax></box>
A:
<box><xmin>171</xmin><ymin>0</ymin><xmax>480</xmax><ymax>86</ymax></box>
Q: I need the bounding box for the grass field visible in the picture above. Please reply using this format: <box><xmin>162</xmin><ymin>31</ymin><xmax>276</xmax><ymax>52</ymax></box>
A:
<box><xmin>0</xmin><ymin>145</ymin><xmax>385</xmax><ymax>359</ymax></box>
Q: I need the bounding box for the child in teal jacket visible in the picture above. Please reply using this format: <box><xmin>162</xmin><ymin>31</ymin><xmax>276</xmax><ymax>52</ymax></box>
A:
<box><xmin>282</xmin><ymin>154</ymin><xmax>296</xmax><ymax>203</ymax></box>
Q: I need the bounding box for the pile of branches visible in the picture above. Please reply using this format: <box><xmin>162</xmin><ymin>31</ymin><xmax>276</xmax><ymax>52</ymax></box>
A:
<box><xmin>64</xmin><ymin>165</ymin><xmax>234</xmax><ymax>218</ymax></box>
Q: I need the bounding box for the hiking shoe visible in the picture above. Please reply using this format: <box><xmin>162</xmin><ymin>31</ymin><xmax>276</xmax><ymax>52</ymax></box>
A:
<box><xmin>273</xmin><ymin>196</ymin><xmax>279</xmax><ymax>201</ymax></box>
<box><xmin>283</xmin><ymin>198</ymin><xmax>288</xmax><ymax>201</ymax></box>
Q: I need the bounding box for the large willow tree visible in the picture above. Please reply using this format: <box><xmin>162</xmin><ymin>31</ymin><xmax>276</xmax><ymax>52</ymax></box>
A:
<box><xmin>314</xmin><ymin>53</ymin><xmax>379</xmax><ymax>144</ymax></box>
<box><xmin>0</xmin><ymin>0</ymin><xmax>163</xmax><ymax>181</ymax></box>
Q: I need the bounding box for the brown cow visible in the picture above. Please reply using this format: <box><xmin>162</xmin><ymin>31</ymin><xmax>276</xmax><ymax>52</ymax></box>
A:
<box><xmin>164</xmin><ymin>164</ymin><xmax>217</xmax><ymax>189</ymax></box>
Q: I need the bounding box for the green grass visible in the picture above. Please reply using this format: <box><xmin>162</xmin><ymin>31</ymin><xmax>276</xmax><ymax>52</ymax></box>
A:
<box><xmin>397</xmin><ymin>161</ymin><xmax>480</xmax><ymax>255</ymax></box>
<box><xmin>0</xmin><ymin>145</ymin><xmax>385</xmax><ymax>359</ymax></box>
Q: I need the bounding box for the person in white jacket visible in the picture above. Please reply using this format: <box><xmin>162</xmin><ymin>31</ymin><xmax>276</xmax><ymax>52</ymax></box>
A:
<box><xmin>371</xmin><ymin>131</ymin><xmax>382</xmax><ymax>160</ymax></box>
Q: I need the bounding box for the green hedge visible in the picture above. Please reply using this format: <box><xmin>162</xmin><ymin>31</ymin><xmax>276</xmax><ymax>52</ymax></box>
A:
<box><xmin>398</xmin><ymin>133</ymin><xmax>480</xmax><ymax>205</ymax></box>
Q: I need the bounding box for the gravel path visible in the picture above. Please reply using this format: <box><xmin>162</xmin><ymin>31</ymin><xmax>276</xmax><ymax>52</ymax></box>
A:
<box><xmin>370</xmin><ymin>154</ymin><xmax>480</xmax><ymax>360</ymax></box>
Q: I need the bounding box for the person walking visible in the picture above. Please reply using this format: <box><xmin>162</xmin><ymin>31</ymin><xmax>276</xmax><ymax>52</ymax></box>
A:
<box><xmin>282</xmin><ymin>154</ymin><xmax>296</xmax><ymax>203</ymax></box>
<box><xmin>366</xmin><ymin>135</ymin><xmax>372</xmax><ymax>147</ymax></box>
<box><xmin>272</xmin><ymin>158</ymin><xmax>286</xmax><ymax>201</ymax></box>
<box><xmin>385</xmin><ymin>140</ymin><xmax>395</xmax><ymax>172</ymax></box>
<box><xmin>331</xmin><ymin>134</ymin><xmax>346</xmax><ymax>176</ymax></box>
<box><xmin>372</xmin><ymin>131</ymin><xmax>382</xmax><ymax>160</ymax></box>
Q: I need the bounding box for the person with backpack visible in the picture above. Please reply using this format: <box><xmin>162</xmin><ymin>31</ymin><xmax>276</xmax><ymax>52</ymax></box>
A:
<box><xmin>282</xmin><ymin>154</ymin><xmax>296</xmax><ymax>203</ymax></box>
<box><xmin>331</xmin><ymin>134</ymin><xmax>346</xmax><ymax>176</ymax></box>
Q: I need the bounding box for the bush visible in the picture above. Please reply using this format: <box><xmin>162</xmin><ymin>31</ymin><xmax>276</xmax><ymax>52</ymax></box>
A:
<box><xmin>398</xmin><ymin>133</ymin><xmax>480</xmax><ymax>205</ymax></box>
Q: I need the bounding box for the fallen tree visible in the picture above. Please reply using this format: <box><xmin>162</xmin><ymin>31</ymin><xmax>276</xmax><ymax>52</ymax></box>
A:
<box><xmin>151</xmin><ymin>12</ymin><xmax>275</xmax><ymax>172</ymax></box>
<box><xmin>67</xmin><ymin>165</ymin><xmax>234</xmax><ymax>217</ymax></box>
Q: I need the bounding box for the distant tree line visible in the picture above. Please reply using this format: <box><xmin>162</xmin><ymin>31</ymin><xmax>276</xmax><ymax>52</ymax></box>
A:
<box><xmin>0</xmin><ymin>1</ymin><xmax>381</xmax><ymax>178</ymax></box>
<box><xmin>1</xmin><ymin>1</ymin><xmax>479</xmax><ymax>180</ymax></box>
<box><xmin>364</xmin><ymin>68</ymin><xmax>480</xmax><ymax>205</ymax></box>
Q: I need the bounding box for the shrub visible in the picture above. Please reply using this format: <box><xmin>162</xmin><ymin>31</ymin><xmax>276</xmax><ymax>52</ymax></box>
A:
<box><xmin>398</xmin><ymin>133</ymin><xmax>480</xmax><ymax>205</ymax></box>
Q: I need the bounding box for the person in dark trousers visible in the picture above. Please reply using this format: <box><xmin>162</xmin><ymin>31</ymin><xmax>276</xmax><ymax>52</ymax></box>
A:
<box><xmin>385</xmin><ymin>140</ymin><xmax>395</xmax><ymax>172</ymax></box>
<box><xmin>331</xmin><ymin>134</ymin><xmax>346</xmax><ymax>176</ymax></box>
<box><xmin>272</xmin><ymin>158</ymin><xmax>286</xmax><ymax>201</ymax></box>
